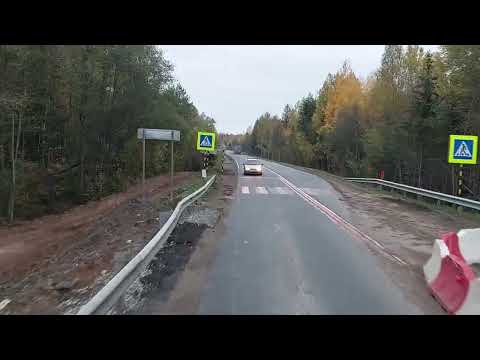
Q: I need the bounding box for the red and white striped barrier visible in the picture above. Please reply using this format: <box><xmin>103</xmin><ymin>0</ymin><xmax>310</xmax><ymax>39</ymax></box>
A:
<box><xmin>423</xmin><ymin>229</ymin><xmax>480</xmax><ymax>315</ymax></box>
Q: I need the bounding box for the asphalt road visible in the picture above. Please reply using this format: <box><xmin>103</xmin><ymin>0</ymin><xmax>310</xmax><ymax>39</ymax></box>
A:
<box><xmin>197</xmin><ymin>152</ymin><xmax>421</xmax><ymax>314</ymax></box>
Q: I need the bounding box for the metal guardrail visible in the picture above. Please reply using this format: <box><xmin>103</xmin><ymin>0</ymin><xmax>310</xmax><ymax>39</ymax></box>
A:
<box><xmin>344</xmin><ymin>177</ymin><xmax>480</xmax><ymax>211</ymax></box>
<box><xmin>77</xmin><ymin>175</ymin><xmax>217</xmax><ymax>315</ymax></box>
<box><xmin>238</xmin><ymin>154</ymin><xmax>480</xmax><ymax>212</ymax></box>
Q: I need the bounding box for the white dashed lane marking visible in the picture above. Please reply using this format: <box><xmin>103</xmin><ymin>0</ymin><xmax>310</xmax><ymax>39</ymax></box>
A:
<box><xmin>268</xmin><ymin>186</ymin><xmax>294</xmax><ymax>195</ymax></box>
<box><xmin>239</xmin><ymin>186</ymin><xmax>324</xmax><ymax>197</ymax></box>
<box><xmin>256</xmin><ymin>186</ymin><xmax>268</xmax><ymax>194</ymax></box>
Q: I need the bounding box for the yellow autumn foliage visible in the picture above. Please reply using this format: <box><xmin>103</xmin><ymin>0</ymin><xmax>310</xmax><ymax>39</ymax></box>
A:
<box><xmin>314</xmin><ymin>62</ymin><xmax>366</xmax><ymax>135</ymax></box>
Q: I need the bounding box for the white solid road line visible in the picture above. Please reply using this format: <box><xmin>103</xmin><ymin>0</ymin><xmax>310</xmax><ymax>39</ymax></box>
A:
<box><xmin>302</xmin><ymin>188</ymin><xmax>324</xmax><ymax>196</ymax></box>
<box><xmin>391</xmin><ymin>254</ymin><xmax>408</xmax><ymax>266</ymax></box>
<box><xmin>240</xmin><ymin>186</ymin><xmax>296</xmax><ymax>196</ymax></box>
<box><xmin>0</xmin><ymin>298</ymin><xmax>11</xmax><ymax>312</ymax></box>
<box><xmin>265</xmin><ymin>165</ymin><xmax>408</xmax><ymax>267</ymax></box>
<box><xmin>256</xmin><ymin>186</ymin><xmax>268</xmax><ymax>194</ymax></box>
<box><xmin>230</xmin><ymin>155</ymin><xmax>240</xmax><ymax>172</ymax></box>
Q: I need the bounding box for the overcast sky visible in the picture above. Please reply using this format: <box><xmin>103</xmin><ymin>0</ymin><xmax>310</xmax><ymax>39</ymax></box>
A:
<box><xmin>159</xmin><ymin>45</ymin><xmax>438</xmax><ymax>134</ymax></box>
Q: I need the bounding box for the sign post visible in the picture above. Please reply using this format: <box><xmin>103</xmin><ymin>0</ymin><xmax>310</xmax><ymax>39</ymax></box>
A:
<box><xmin>138</xmin><ymin>128</ymin><xmax>180</xmax><ymax>201</ymax></box>
<box><xmin>458</xmin><ymin>164</ymin><xmax>463</xmax><ymax>197</ymax></box>
<box><xmin>142</xmin><ymin>130</ymin><xmax>146</xmax><ymax>200</ymax></box>
<box><xmin>196</xmin><ymin>131</ymin><xmax>216</xmax><ymax>181</ymax></box>
<box><xmin>201</xmin><ymin>155</ymin><xmax>208</xmax><ymax>180</ymax></box>
<box><xmin>170</xmin><ymin>131</ymin><xmax>174</xmax><ymax>201</ymax></box>
<box><xmin>448</xmin><ymin>135</ymin><xmax>478</xmax><ymax>209</ymax></box>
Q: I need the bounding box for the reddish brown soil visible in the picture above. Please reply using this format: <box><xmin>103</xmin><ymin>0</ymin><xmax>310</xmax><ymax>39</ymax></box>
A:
<box><xmin>0</xmin><ymin>172</ymin><xmax>199</xmax><ymax>314</ymax></box>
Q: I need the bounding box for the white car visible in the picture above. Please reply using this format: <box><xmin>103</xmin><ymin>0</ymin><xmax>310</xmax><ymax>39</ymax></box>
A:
<box><xmin>243</xmin><ymin>158</ymin><xmax>263</xmax><ymax>176</ymax></box>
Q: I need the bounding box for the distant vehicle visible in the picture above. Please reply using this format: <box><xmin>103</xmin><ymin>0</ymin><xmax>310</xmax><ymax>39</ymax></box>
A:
<box><xmin>243</xmin><ymin>158</ymin><xmax>263</xmax><ymax>176</ymax></box>
<box><xmin>234</xmin><ymin>145</ymin><xmax>242</xmax><ymax>154</ymax></box>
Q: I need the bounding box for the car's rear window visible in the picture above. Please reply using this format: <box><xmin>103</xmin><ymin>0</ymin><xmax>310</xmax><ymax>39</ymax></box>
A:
<box><xmin>246</xmin><ymin>159</ymin><xmax>260</xmax><ymax>165</ymax></box>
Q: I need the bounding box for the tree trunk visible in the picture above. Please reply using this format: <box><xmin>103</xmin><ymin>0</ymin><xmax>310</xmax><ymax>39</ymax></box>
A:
<box><xmin>47</xmin><ymin>173</ymin><xmax>55</xmax><ymax>211</ymax></box>
<box><xmin>80</xmin><ymin>147</ymin><xmax>85</xmax><ymax>193</ymax></box>
<box><xmin>42</xmin><ymin>98</ymin><xmax>49</xmax><ymax>168</ymax></box>
<box><xmin>444</xmin><ymin>170</ymin><xmax>447</xmax><ymax>193</ymax></box>
<box><xmin>8</xmin><ymin>111</ymin><xmax>22</xmax><ymax>223</ymax></box>
<box><xmin>417</xmin><ymin>146</ymin><xmax>423</xmax><ymax>188</ymax></box>
<box><xmin>8</xmin><ymin>114</ymin><xmax>15</xmax><ymax>223</ymax></box>
<box><xmin>111</xmin><ymin>62</ymin><xmax>118</xmax><ymax>107</ymax></box>
<box><xmin>21</xmin><ymin>130</ymin><xmax>25</xmax><ymax>161</ymax></box>
<box><xmin>0</xmin><ymin>144</ymin><xmax>4</xmax><ymax>171</ymax></box>
<box><xmin>451</xmin><ymin>165</ymin><xmax>455</xmax><ymax>196</ymax></box>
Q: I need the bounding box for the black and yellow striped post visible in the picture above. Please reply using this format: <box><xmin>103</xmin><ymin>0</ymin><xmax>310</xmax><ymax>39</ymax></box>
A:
<box><xmin>458</xmin><ymin>164</ymin><xmax>463</xmax><ymax>197</ymax></box>
<box><xmin>201</xmin><ymin>152</ymin><xmax>209</xmax><ymax>181</ymax></box>
<box><xmin>203</xmin><ymin>153</ymin><xmax>209</xmax><ymax>170</ymax></box>
<box><xmin>457</xmin><ymin>164</ymin><xmax>464</xmax><ymax>213</ymax></box>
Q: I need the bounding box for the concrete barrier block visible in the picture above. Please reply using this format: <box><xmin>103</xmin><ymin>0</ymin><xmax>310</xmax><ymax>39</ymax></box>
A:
<box><xmin>457</xmin><ymin>228</ymin><xmax>480</xmax><ymax>265</ymax></box>
<box><xmin>430</xmin><ymin>255</ymin><xmax>474</xmax><ymax>314</ymax></box>
<box><xmin>424</xmin><ymin>239</ymin><xmax>450</xmax><ymax>284</ymax></box>
<box><xmin>456</xmin><ymin>278</ymin><xmax>480</xmax><ymax>315</ymax></box>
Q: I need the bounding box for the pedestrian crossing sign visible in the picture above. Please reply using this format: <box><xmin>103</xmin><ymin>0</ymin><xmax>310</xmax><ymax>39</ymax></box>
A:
<box><xmin>196</xmin><ymin>131</ymin><xmax>216</xmax><ymax>152</ymax></box>
<box><xmin>448</xmin><ymin>135</ymin><xmax>478</xmax><ymax>164</ymax></box>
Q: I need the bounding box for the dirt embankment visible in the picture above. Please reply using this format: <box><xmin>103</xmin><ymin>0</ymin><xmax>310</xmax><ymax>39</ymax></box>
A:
<box><xmin>0</xmin><ymin>172</ymin><xmax>201</xmax><ymax>314</ymax></box>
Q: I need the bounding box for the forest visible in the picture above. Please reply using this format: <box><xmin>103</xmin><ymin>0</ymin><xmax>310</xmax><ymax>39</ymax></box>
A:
<box><xmin>0</xmin><ymin>45</ymin><xmax>216</xmax><ymax>222</ymax></box>
<box><xmin>240</xmin><ymin>45</ymin><xmax>480</xmax><ymax>200</ymax></box>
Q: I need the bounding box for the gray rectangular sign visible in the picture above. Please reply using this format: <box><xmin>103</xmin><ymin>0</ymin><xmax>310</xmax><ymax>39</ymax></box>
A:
<box><xmin>137</xmin><ymin>128</ymin><xmax>180</xmax><ymax>141</ymax></box>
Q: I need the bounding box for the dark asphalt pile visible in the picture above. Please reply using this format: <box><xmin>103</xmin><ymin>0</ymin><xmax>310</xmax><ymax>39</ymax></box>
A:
<box><xmin>118</xmin><ymin>222</ymin><xmax>208</xmax><ymax>314</ymax></box>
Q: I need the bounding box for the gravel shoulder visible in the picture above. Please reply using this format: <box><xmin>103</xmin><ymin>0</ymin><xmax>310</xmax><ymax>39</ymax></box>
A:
<box><xmin>0</xmin><ymin>172</ymin><xmax>203</xmax><ymax>315</ymax></box>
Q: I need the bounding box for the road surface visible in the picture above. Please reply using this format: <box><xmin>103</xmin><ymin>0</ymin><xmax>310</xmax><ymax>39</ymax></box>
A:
<box><xmin>197</xmin><ymin>152</ymin><xmax>421</xmax><ymax>314</ymax></box>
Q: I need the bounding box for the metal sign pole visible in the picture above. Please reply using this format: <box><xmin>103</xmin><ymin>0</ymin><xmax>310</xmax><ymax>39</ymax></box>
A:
<box><xmin>142</xmin><ymin>129</ymin><xmax>146</xmax><ymax>201</ymax></box>
<box><xmin>170</xmin><ymin>131</ymin><xmax>174</xmax><ymax>202</ymax></box>
<box><xmin>138</xmin><ymin>128</ymin><xmax>180</xmax><ymax>202</ymax></box>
